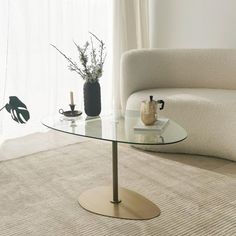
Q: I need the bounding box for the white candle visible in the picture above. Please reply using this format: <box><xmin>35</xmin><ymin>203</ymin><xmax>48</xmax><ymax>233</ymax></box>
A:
<box><xmin>70</xmin><ymin>91</ymin><xmax>74</xmax><ymax>105</ymax></box>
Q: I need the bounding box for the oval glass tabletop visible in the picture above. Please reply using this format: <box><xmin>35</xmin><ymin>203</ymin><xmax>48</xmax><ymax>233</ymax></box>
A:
<box><xmin>42</xmin><ymin>110</ymin><xmax>187</xmax><ymax>145</ymax></box>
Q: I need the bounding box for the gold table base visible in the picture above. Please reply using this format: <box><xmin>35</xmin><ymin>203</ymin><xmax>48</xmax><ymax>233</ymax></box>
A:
<box><xmin>78</xmin><ymin>186</ymin><xmax>161</xmax><ymax>220</ymax></box>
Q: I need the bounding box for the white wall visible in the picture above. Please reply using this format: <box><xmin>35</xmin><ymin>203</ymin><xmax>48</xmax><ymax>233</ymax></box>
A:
<box><xmin>150</xmin><ymin>0</ymin><xmax>236</xmax><ymax>48</ymax></box>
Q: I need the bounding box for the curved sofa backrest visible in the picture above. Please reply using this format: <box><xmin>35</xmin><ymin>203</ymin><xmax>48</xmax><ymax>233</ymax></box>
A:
<box><xmin>121</xmin><ymin>48</ymin><xmax>236</xmax><ymax>111</ymax></box>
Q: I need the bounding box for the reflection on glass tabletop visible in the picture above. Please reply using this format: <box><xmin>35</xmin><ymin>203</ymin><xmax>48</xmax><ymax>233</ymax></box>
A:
<box><xmin>41</xmin><ymin>110</ymin><xmax>187</xmax><ymax>145</ymax></box>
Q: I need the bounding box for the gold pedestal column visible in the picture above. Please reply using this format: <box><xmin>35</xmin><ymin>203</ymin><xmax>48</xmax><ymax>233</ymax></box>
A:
<box><xmin>78</xmin><ymin>141</ymin><xmax>161</xmax><ymax>220</ymax></box>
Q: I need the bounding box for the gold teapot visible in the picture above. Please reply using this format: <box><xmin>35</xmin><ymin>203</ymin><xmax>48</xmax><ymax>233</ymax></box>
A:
<box><xmin>140</xmin><ymin>96</ymin><xmax>165</xmax><ymax>125</ymax></box>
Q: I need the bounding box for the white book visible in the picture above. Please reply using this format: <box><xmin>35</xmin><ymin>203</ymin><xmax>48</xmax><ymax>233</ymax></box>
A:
<box><xmin>134</xmin><ymin>118</ymin><xmax>169</xmax><ymax>131</ymax></box>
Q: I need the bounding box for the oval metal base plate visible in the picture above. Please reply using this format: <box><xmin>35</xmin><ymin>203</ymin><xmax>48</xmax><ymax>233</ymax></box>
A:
<box><xmin>78</xmin><ymin>186</ymin><xmax>161</xmax><ymax>220</ymax></box>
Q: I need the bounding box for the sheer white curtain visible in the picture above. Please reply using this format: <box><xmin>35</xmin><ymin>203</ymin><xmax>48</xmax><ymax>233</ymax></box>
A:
<box><xmin>112</xmin><ymin>0</ymin><xmax>150</xmax><ymax>112</ymax></box>
<box><xmin>0</xmin><ymin>0</ymin><xmax>112</xmax><ymax>140</ymax></box>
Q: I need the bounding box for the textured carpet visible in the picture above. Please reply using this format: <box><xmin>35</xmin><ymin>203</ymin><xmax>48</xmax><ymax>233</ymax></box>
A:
<box><xmin>0</xmin><ymin>131</ymin><xmax>84</xmax><ymax>161</ymax></box>
<box><xmin>0</xmin><ymin>140</ymin><xmax>235</xmax><ymax>236</ymax></box>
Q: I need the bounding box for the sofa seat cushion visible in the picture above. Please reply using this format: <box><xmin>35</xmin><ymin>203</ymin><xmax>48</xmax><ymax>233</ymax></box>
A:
<box><xmin>126</xmin><ymin>88</ymin><xmax>236</xmax><ymax>161</ymax></box>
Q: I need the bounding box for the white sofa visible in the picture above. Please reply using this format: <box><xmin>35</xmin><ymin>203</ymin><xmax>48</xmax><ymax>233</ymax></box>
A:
<box><xmin>121</xmin><ymin>49</ymin><xmax>236</xmax><ymax>161</ymax></box>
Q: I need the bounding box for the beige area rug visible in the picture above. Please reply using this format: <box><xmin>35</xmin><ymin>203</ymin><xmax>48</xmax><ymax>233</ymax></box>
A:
<box><xmin>0</xmin><ymin>130</ymin><xmax>86</xmax><ymax>161</ymax></box>
<box><xmin>0</xmin><ymin>140</ymin><xmax>236</xmax><ymax>236</ymax></box>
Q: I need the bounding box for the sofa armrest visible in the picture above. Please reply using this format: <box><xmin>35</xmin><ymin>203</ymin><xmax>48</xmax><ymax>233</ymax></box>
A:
<box><xmin>120</xmin><ymin>49</ymin><xmax>161</xmax><ymax>112</ymax></box>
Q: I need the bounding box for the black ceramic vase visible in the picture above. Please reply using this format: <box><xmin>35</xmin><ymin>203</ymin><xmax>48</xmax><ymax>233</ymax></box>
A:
<box><xmin>83</xmin><ymin>81</ymin><xmax>101</xmax><ymax>116</ymax></box>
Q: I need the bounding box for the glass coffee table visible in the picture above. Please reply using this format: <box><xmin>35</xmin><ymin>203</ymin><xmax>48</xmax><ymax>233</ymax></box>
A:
<box><xmin>42</xmin><ymin>110</ymin><xmax>187</xmax><ymax>220</ymax></box>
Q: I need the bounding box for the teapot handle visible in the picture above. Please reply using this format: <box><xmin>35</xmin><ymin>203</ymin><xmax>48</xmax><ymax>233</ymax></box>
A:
<box><xmin>157</xmin><ymin>100</ymin><xmax>165</xmax><ymax>110</ymax></box>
